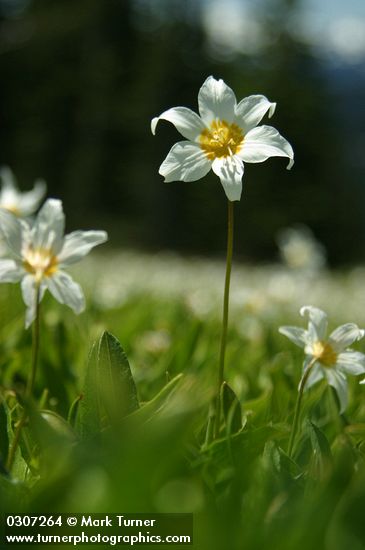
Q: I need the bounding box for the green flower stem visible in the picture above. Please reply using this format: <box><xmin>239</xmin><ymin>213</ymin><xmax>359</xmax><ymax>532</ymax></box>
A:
<box><xmin>6</xmin><ymin>284</ymin><xmax>41</xmax><ymax>472</ymax></box>
<box><xmin>214</xmin><ymin>199</ymin><xmax>234</xmax><ymax>439</ymax></box>
<box><xmin>288</xmin><ymin>357</ymin><xmax>316</xmax><ymax>458</ymax></box>
<box><xmin>26</xmin><ymin>284</ymin><xmax>41</xmax><ymax>398</ymax></box>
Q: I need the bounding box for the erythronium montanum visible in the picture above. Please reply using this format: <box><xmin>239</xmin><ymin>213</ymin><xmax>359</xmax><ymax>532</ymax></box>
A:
<box><xmin>152</xmin><ymin>76</ymin><xmax>294</xmax><ymax>438</ymax></box>
<box><xmin>279</xmin><ymin>305</ymin><xmax>365</xmax><ymax>457</ymax></box>
<box><xmin>0</xmin><ymin>166</ymin><xmax>46</xmax><ymax>256</ymax></box>
<box><xmin>0</xmin><ymin>166</ymin><xmax>46</xmax><ymax>217</ymax></box>
<box><xmin>0</xmin><ymin>198</ymin><xmax>108</xmax><ymax>471</ymax></box>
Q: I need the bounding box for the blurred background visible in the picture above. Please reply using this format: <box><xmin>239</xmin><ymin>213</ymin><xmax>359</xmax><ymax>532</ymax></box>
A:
<box><xmin>0</xmin><ymin>0</ymin><xmax>365</xmax><ymax>265</ymax></box>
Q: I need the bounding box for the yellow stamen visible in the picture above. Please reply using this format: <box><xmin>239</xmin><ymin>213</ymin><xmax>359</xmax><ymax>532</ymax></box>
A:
<box><xmin>200</xmin><ymin>119</ymin><xmax>244</xmax><ymax>160</ymax></box>
<box><xmin>312</xmin><ymin>340</ymin><xmax>337</xmax><ymax>367</ymax></box>
<box><xmin>4</xmin><ymin>205</ymin><xmax>20</xmax><ymax>216</ymax></box>
<box><xmin>23</xmin><ymin>247</ymin><xmax>58</xmax><ymax>281</ymax></box>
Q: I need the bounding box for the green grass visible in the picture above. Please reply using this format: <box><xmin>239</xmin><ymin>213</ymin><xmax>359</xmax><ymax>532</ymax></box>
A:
<box><xmin>1</xmin><ymin>253</ymin><xmax>365</xmax><ymax>549</ymax></box>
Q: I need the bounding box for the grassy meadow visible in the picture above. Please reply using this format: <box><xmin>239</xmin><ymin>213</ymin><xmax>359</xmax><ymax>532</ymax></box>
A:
<box><xmin>1</xmin><ymin>251</ymin><xmax>365</xmax><ymax>548</ymax></box>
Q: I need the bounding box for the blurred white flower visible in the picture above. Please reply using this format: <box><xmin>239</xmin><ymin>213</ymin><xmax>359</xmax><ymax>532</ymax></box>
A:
<box><xmin>152</xmin><ymin>76</ymin><xmax>294</xmax><ymax>201</ymax></box>
<box><xmin>279</xmin><ymin>305</ymin><xmax>365</xmax><ymax>412</ymax></box>
<box><xmin>277</xmin><ymin>225</ymin><xmax>326</xmax><ymax>271</ymax></box>
<box><xmin>0</xmin><ymin>166</ymin><xmax>47</xmax><ymax>257</ymax></box>
<box><xmin>138</xmin><ymin>329</ymin><xmax>171</xmax><ymax>354</ymax></box>
<box><xmin>0</xmin><ymin>199</ymin><xmax>107</xmax><ymax>327</ymax></box>
<box><xmin>0</xmin><ymin>166</ymin><xmax>46</xmax><ymax>217</ymax></box>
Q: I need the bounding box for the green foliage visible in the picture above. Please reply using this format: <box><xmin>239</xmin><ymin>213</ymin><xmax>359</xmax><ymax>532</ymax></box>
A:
<box><xmin>1</xmin><ymin>284</ymin><xmax>365</xmax><ymax>549</ymax></box>
<box><xmin>221</xmin><ymin>382</ymin><xmax>243</xmax><ymax>435</ymax></box>
<box><xmin>77</xmin><ymin>331</ymin><xmax>139</xmax><ymax>438</ymax></box>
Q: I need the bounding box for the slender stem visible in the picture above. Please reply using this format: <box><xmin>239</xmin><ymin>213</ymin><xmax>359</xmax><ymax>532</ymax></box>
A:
<box><xmin>26</xmin><ymin>284</ymin><xmax>41</xmax><ymax>398</ymax></box>
<box><xmin>6</xmin><ymin>284</ymin><xmax>41</xmax><ymax>472</ymax></box>
<box><xmin>214</xmin><ymin>200</ymin><xmax>234</xmax><ymax>439</ymax></box>
<box><xmin>288</xmin><ymin>357</ymin><xmax>316</xmax><ymax>458</ymax></box>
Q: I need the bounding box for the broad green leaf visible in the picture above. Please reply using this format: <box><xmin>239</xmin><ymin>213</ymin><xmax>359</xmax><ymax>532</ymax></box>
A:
<box><xmin>76</xmin><ymin>341</ymin><xmax>100</xmax><ymax>440</ymax></box>
<box><xmin>0</xmin><ymin>473</ymin><xmax>27</xmax><ymax>514</ymax></box>
<box><xmin>40</xmin><ymin>410</ymin><xmax>76</xmax><ymax>441</ymax></box>
<box><xmin>221</xmin><ymin>382</ymin><xmax>243</xmax><ymax>435</ymax></box>
<box><xmin>98</xmin><ymin>331</ymin><xmax>139</xmax><ymax>419</ymax></box>
<box><xmin>308</xmin><ymin>420</ymin><xmax>333</xmax><ymax>479</ymax></box>
<box><xmin>77</xmin><ymin>332</ymin><xmax>139</xmax><ymax>438</ymax></box>
<box><xmin>22</xmin><ymin>402</ymin><xmax>76</xmax><ymax>476</ymax></box>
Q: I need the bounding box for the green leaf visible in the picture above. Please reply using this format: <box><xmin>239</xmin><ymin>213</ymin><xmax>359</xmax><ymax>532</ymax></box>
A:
<box><xmin>308</xmin><ymin>420</ymin><xmax>333</xmax><ymax>479</ymax></box>
<box><xmin>4</xmin><ymin>401</ymin><xmax>28</xmax><ymax>481</ymax></box>
<box><xmin>76</xmin><ymin>341</ymin><xmax>100</xmax><ymax>440</ymax></box>
<box><xmin>0</xmin><ymin>473</ymin><xmax>28</xmax><ymax>513</ymax></box>
<box><xmin>39</xmin><ymin>410</ymin><xmax>76</xmax><ymax>442</ymax></box>
<box><xmin>98</xmin><ymin>331</ymin><xmax>139</xmax><ymax>420</ymax></box>
<box><xmin>344</xmin><ymin>423</ymin><xmax>365</xmax><ymax>437</ymax></box>
<box><xmin>128</xmin><ymin>373</ymin><xmax>183</xmax><ymax>423</ymax></box>
<box><xmin>221</xmin><ymin>382</ymin><xmax>243</xmax><ymax>435</ymax></box>
<box><xmin>67</xmin><ymin>394</ymin><xmax>82</xmax><ymax>427</ymax></box>
<box><xmin>77</xmin><ymin>332</ymin><xmax>139</xmax><ymax>438</ymax></box>
<box><xmin>0</xmin><ymin>399</ymin><xmax>9</xmax><ymax>467</ymax></box>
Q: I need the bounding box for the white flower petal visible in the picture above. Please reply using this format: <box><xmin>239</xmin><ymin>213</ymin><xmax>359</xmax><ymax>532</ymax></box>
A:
<box><xmin>21</xmin><ymin>275</ymin><xmax>46</xmax><ymax>328</ymax></box>
<box><xmin>0</xmin><ymin>168</ymin><xmax>46</xmax><ymax>217</ymax></box>
<box><xmin>278</xmin><ymin>325</ymin><xmax>307</xmax><ymax>348</ymax></box>
<box><xmin>235</xmin><ymin>95</ymin><xmax>276</xmax><ymax>133</ymax></box>
<box><xmin>0</xmin><ymin>166</ymin><xmax>17</xmax><ymax>190</ymax></box>
<box><xmin>151</xmin><ymin>107</ymin><xmax>206</xmax><ymax>142</ymax></box>
<box><xmin>212</xmin><ymin>156</ymin><xmax>244</xmax><ymax>201</ymax></box>
<box><xmin>0</xmin><ymin>259</ymin><xmax>23</xmax><ymax>282</ymax></box>
<box><xmin>336</xmin><ymin>351</ymin><xmax>365</xmax><ymax>376</ymax></box>
<box><xmin>0</xmin><ymin>208</ymin><xmax>23</xmax><ymax>257</ymax></box>
<box><xmin>159</xmin><ymin>141</ymin><xmax>212</xmax><ymax>183</ymax></box>
<box><xmin>17</xmin><ymin>179</ymin><xmax>46</xmax><ymax>217</ymax></box>
<box><xmin>238</xmin><ymin>125</ymin><xmax>294</xmax><ymax>169</ymax></box>
<box><xmin>198</xmin><ymin>76</ymin><xmax>237</xmax><ymax>125</ymax></box>
<box><xmin>329</xmin><ymin>323</ymin><xmax>365</xmax><ymax>352</ymax></box>
<box><xmin>300</xmin><ymin>305</ymin><xmax>328</xmax><ymax>342</ymax></box>
<box><xmin>58</xmin><ymin>230</ymin><xmax>108</xmax><ymax>266</ymax></box>
<box><xmin>324</xmin><ymin>369</ymin><xmax>348</xmax><ymax>413</ymax></box>
<box><xmin>46</xmin><ymin>271</ymin><xmax>85</xmax><ymax>314</ymax></box>
<box><xmin>302</xmin><ymin>361</ymin><xmax>324</xmax><ymax>390</ymax></box>
<box><xmin>32</xmin><ymin>199</ymin><xmax>65</xmax><ymax>254</ymax></box>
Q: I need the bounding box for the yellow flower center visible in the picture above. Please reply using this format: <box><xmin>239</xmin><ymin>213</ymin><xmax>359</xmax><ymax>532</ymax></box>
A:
<box><xmin>312</xmin><ymin>340</ymin><xmax>337</xmax><ymax>367</ymax></box>
<box><xmin>4</xmin><ymin>204</ymin><xmax>20</xmax><ymax>216</ymax></box>
<box><xmin>23</xmin><ymin>247</ymin><xmax>58</xmax><ymax>281</ymax></box>
<box><xmin>199</xmin><ymin>120</ymin><xmax>244</xmax><ymax>160</ymax></box>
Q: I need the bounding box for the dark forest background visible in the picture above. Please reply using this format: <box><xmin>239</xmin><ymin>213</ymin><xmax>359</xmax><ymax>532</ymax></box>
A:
<box><xmin>0</xmin><ymin>0</ymin><xmax>365</xmax><ymax>264</ymax></box>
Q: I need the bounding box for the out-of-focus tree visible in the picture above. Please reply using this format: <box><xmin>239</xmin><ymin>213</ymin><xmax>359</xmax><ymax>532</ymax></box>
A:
<box><xmin>0</xmin><ymin>0</ymin><xmax>364</xmax><ymax>263</ymax></box>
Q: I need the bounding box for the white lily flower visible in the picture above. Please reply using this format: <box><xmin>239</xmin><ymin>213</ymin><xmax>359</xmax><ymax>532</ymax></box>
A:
<box><xmin>0</xmin><ymin>199</ymin><xmax>108</xmax><ymax>327</ymax></box>
<box><xmin>151</xmin><ymin>76</ymin><xmax>294</xmax><ymax>201</ymax></box>
<box><xmin>0</xmin><ymin>166</ymin><xmax>46</xmax><ymax>217</ymax></box>
<box><xmin>279</xmin><ymin>305</ymin><xmax>365</xmax><ymax>412</ymax></box>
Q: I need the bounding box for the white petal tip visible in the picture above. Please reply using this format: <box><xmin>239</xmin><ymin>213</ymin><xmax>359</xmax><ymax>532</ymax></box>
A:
<box><xmin>34</xmin><ymin>178</ymin><xmax>47</xmax><ymax>192</ymax></box>
<box><xmin>300</xmin><ymin>306</ymin><xmax>309</xmax><ymax>317</ymax></box>
<box><xmin>286</xmin><ymin>158</ymin><xmax>294</xmax><ymax>170</ymax></box>
<box><xmin>151</xmin><ymin>117</ymin><xmax>159</xmax><ymax>135</ymax></box>
<box><xmin>268</xmin><ymin>102</ymin><xmax>277</xmax><ymax>118</ymax></box>
<box><xmin>360</xmin><ymin>379</ymin><xmax>365</xmax><ymax>385</ymax></box>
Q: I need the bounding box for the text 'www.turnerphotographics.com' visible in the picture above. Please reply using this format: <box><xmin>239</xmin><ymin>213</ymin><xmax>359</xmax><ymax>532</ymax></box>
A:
<box><xmin>3</xmin><ymin>514</ymin><xmax>193</xmax><ymax>546</ymax></box>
